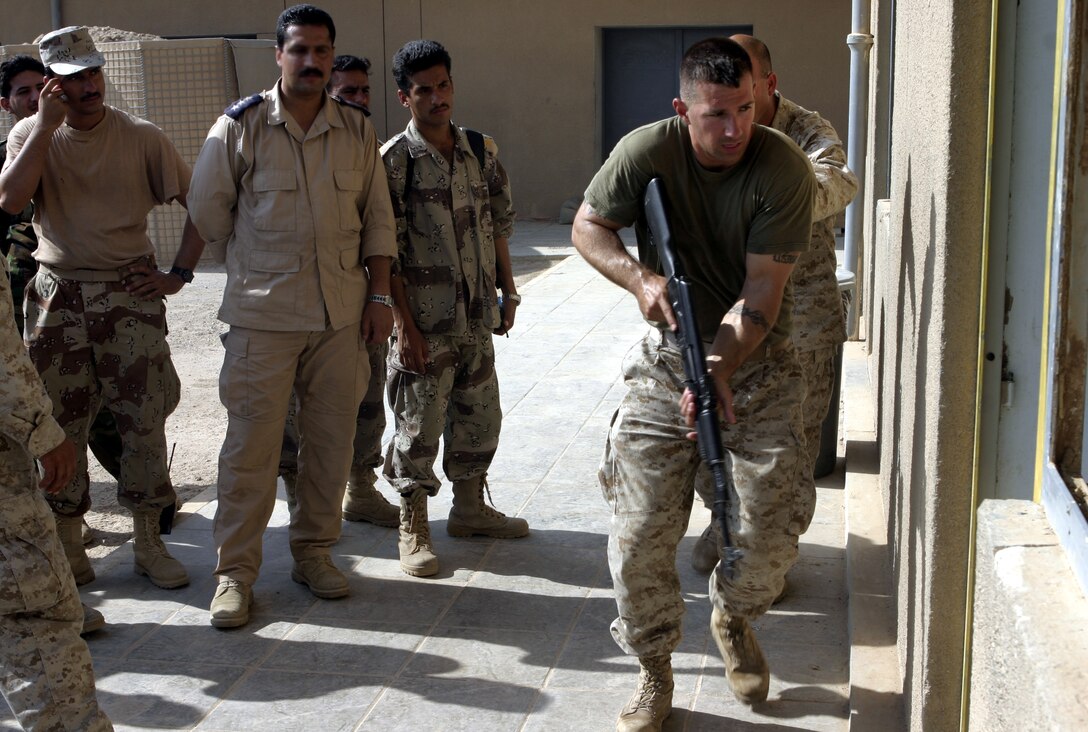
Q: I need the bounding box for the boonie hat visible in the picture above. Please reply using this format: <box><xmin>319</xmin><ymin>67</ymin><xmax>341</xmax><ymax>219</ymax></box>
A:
<box><xmin>39</xmin><ymin>26</ymin><xmax>106</xmax><ymax>76</ymax></box>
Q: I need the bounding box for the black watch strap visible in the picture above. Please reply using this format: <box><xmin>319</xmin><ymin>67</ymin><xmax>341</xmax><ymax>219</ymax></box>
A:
<box><xmin>169</xmin><ymin>266</ymin><xmax>194</xmax><ymax>284</ymax></box>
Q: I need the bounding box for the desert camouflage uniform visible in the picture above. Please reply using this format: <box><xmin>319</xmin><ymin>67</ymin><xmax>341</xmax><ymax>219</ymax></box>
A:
<box><xmin>770</xmin><ymin>94</ymin><xmax>856</xmax><ymax>470</ymax></box>
<box><xmin>280</xmin><ymin>339</ymin><xmax>389</xmax><ymax>484</ymax></box>
<box><xmin>25</xmin><ymin>267</ymin><xmax>181</xmax><ymax>516</ymax></box>
<box><xmin>4</xmin><ymin>106</ymin><xmax>188</xmax><ymax>521</ymax></box>
<box><xmin>694</xmin><ymin>95</ymin><xmax>857</xmax><ymax>517</ymax></box>
<box><xmin>380</xmin><ymin>122</ymin><xmax>514</xmax><ymax>495</ymax></box>
<box><xmin>603</xmin><ymin>329</ymin><xmax>808</xmax><ymax>656</ymax></box>
<box><xmin>0</xmin><ymin>258</ymin><xmax>112</xmax><ymax>731</ymax></box>
<box><xmin>1</xmin><ymin>137</ymin><xmax>124</xmax><ymax>486</ymax></box>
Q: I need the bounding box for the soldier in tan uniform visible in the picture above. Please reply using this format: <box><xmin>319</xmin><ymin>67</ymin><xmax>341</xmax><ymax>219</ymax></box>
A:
<box><xmin>0</xmin><ymin>27</ymin><xmax>199</xmax><ymax>595</ymax></box>
<box><xmin>186</xmin><ymin>4</ymin><xmax>397</xmax><ymax>629</ymax></box>
<box><xmin>0</xmin><ymin>253</ymin><xmax>111</xmax><ymax>730</ymax></box>
<box><xmin>381</xmin><ymin>40</ymin><xmax>528</xmax><ymax>579</ymax></box>
<box><xmin>1</xmin><ymin>54</ymin><xmax>125</xmax><ymax>549</ymax></box>
<box><xmin>279</xmin><ymin>53</ymin><xmax>400</xmax><ymax>528</ymax></box>
<box><xmin>690</xmin><ymin>34</ymin><xmax>859</xmax><ymax>573</ymax></box>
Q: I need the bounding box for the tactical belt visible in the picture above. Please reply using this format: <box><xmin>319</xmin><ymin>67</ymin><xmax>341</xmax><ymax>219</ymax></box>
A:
<box><xmin>40</xmin><ymin>263</ymin><xmax>124</xmax><ymax>282</ymax></box>
<box><xmin>40</xmin><ymin>255</ymin><xmax>156</xmax><ymax>283</ymax></box>
<box><xmin>659</xmin><ymin>328</ymin><xmax>791</xmax><ymax>363</ymax></box>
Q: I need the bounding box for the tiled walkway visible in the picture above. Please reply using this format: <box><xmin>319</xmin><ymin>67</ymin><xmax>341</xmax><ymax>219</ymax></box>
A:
<box><xmin>2</xmin><ymin>230</ymin><xmax>850</xmax><ymax>731</ymax></box>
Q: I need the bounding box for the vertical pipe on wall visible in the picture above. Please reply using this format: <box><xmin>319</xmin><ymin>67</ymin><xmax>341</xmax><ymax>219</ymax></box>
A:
<box><xmin>50</xmin><ymin>0</ymin><xmax>62</xmax><ymax>30</ymax></box>
<box><xmin>844</xmin><ymin>1</ymin><xmax>874</xmax><ymax>337</ymax></box>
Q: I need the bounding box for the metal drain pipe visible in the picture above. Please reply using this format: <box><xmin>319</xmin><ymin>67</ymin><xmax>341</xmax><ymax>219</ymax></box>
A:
<box><xmin>844</xmin><ymin>0</ymin><xmax>874</xmax><ymax>337</ymax></box>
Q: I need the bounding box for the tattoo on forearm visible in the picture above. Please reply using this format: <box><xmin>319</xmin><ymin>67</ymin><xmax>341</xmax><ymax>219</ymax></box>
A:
<box><xmin>773</xmin><ymin>253</ymin><xmax>799</xmax><ymax>264</ymax></box>
<box><xmin>728</xmin><ymin>303</ymin><xmax>772</xmax><ymax>333</ymax></box>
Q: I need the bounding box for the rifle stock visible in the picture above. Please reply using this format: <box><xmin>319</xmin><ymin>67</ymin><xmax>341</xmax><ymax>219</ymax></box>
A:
<box><xmin>643</xmin><ymin>177</ymin><xmax>740</xmax><ymax>582</ymax></box>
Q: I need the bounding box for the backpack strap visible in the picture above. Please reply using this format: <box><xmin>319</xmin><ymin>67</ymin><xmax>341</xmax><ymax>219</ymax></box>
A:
<box><xmin>403</xmin><ymin>128</ymin><xmax>488</xmax><ymax>201</ymax></box>
<box><xmin>464</xmin><ymin>128</ymin><xmax>486</xmax><ymax>175</ymax></box>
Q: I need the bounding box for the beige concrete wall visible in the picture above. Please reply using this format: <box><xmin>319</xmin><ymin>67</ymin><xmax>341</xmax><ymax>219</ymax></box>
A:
<box><xmin>2</xmin><ymin>1</ymin><xmax>852</xmax><ymax>219</ymax></box>
<box><xmin>864</xmin><ymin>0</ymin><xmax>991</xmax><ymax>729</ymax></box>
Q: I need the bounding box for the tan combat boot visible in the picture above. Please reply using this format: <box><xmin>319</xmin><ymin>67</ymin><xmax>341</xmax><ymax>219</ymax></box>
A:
<box><xmin>447</xmin><ymin>477</ymin><xmax>529</xmax><ymax>539</ymax></box>
<box><xmin>616</xmin><ymin>654</ymin><xmax>674</xmax><ymax>731</ymax></box>
<box><xmin>711</xmin><ymin>606</ymin><xmax>770</xmax><ymax>704</ymax></box>
<box><xmin>54</xmin><ymin>514</ymin><xmax>95</xmax><ymax>585</ymax></box>
<box><xmin>342</xmin><ymin>468</ymin><xmax>399</xmax><ymax>526</ymax></box>
<box><xmin>81</xmin><ymin>603</ymin><xmax>105</xmax><ymax>636</ymax></box>
<box><xmin>292</xmin><ymin>555</ymin><xmax>349</xmax><ymax>599</ymax></box>
<box><xmin>399</xmin><ymin>487</ymin><xmax>438</xmax><ymax>577</ymax></box>
<box><xmin>132</xmin><ymin>509</ymin><xmax>190</xmax><ymax>589</ymax></box>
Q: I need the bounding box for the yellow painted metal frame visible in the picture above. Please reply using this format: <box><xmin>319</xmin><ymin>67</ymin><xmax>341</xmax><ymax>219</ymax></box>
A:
<box><xmin>961</xmin><ymin>1</ymin><xmax>1068</xmax><ymax>728</ymax></box>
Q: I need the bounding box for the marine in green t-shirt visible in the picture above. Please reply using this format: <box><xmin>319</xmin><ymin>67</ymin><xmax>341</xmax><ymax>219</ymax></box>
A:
<box><xmin>583</xmin><ymin>106</ymin><xmax>813</xmax><ymax>350</ymax></box>
<box><xmin>572</xmin><ymin>37</ymin><xmax>816</xmax><ymax>729</ymax></box>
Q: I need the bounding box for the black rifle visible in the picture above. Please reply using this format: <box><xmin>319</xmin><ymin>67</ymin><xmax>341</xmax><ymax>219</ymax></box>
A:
<box><xmin>643</xmin><ymin>177</ymin><xmax>740</xmax><ymax>581</ymax></box>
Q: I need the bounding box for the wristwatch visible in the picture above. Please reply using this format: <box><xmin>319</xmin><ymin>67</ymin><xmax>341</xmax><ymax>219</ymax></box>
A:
<box><xmin>504</xmin><ymin>292</ymin><xmax>522</xmax><ymax>304</ymax></box>
<box><xmin>169</xmin><ymin>266</ymin><xmax>194</xmax><ymax>283</ymax></box>
<box><xmin>368</xmin><ymin>294</ymin><xmax>394</xmax><ymax>308</ymax></box>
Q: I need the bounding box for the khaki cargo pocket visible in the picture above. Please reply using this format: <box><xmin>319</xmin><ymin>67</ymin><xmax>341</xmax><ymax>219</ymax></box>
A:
<box><xmin>0</xmin><ymin>505</ymin><xmax>65</xmax><ymax>614</ymax></box>
<box><xmin>339</xmin><ymin>247</ymin><xmax>363</xmax><ymax>272</ymax></box>
<box><xmin>598</xmin><ymin>410</ymin><xmax>620</xmax><ymax>511</ymax></box>
<box><xmin>334</xmin><ymin>169</ymin><xmax>364</xmax><ymax>232</ymax></box>
<box><xmin>252</xmin><ymin>169</ymin><xmax>298</xmax><ymax>232</ymax></box>
<box><xmin>219</xmin><ymin>329</ymin><xmax>250</xmax><ymax>417</ymax></box>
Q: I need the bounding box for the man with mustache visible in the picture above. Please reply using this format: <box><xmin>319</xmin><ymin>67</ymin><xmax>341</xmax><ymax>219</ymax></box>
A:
<box><xmin>0</xmin><ymin>27</ymin><xmax>200</xmax><ymax>595</ymax></box>
<box><xmin>381</xmin><ymin>39</ymin><xmax>527</xmax><ymax>579</ymax></box>
<box><xmin>186</xmin><ymin>4</ymin><xmax>396</xmax><ymax>628</ymax></box>
<box><xmin>278</xmin><ymin>51</ymin><xmax>400</xmax><ymax>529</ymax></box>
<box><xmin>328</xmin><ymin>54</ymin><xmax>372</xmax><ymax>113</ymax></box>
<box><xmin>0</xmin><ymin>54</ymin><xmax>127</xmax><ymax>555</ymax></box>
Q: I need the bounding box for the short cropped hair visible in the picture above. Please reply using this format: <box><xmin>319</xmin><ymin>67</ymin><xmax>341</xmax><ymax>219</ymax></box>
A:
<box><xmin>738</xmin><ymin>36</ymin><xmax>773</xmax><ymax>76</ymax></box>
<box><xmin>679</xmin><ymin>38</ymin><xmax>752</xmax><ymax>101</ymax></box>
<box><xmin>276</xmin><ymin>4</ymin><xmax>336</xmax><ymax>48</ymax></box>
<box><xmin>332</xmin><ymin>54</ymin><xmax>370</xmax><ymax>75</ymax></box>
<box><xmin>0</xmin><ymin>55</ymin><xmax>45</xmax><ymax>98</ymax></box>
<box><xmin>391</xmin><ymin>40</ymin><xmax>450</xmax><ymax>93</ymax></box>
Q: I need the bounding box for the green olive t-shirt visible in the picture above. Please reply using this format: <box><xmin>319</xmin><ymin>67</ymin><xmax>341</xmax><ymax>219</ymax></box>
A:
<box><xmin>584</xmin><ymin>117</ymin><xmax>815</xmax><ymax>347</ymax></box>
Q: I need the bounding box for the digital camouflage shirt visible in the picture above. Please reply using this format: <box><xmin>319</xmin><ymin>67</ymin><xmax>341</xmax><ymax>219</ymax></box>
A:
<box><xmin>770</xmin><ymin>94</ymin><xmax>858</xmax><ymax>352</ymax></box>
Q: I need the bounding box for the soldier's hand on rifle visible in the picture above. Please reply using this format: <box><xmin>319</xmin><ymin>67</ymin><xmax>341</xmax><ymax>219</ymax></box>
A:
<box><xmin>634</xmin><ymin>269</ymin><xmax>677</xmax><ymax>330</ymax></box>
<box><xmin>680</xmin><ymin>370</ymin><xmax>737</xmax><ymax>442</ymax></box>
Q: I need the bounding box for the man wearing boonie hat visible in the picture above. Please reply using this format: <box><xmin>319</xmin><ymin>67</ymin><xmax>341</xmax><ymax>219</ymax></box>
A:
<box><xmin>0</xmin><ymin>26</ymin><xmax>206</xmax><ymax>599</ymax></box>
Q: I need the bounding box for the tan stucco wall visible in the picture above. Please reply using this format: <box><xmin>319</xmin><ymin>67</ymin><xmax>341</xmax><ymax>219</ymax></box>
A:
<box><xmin>864</xmin><ymin>0</ymin><xmax>991</xmax><ymax>729</ymax></box>
<box><xmin>2</xmin><ymin>0</ymin><xmax>852</xmax><ymax>219</ymax></box>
